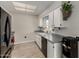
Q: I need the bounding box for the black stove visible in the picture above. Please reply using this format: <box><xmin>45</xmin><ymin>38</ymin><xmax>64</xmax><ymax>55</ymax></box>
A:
<box><xmin>62</xmin><ymin>37</ymin><xmax>79</xmax><ymax>58</ymax></box>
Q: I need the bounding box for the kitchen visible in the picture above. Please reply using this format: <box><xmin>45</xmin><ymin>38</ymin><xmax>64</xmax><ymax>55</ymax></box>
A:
<box><xmin>0</xmin><ymin>1</ymin><xmax>79</xmax><ymax>58</ymax></box>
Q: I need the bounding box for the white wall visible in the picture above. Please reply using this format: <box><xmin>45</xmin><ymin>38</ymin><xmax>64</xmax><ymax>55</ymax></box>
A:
<box><xmin>12</xmin><ymin>13</ymin><xmax>38</xmax><ymax>44</ymax></box>
<box><xmin>69</xmin><ymin>2</ymin><xmax>79</xmax><ymax>57</ymax></box>
<box><xmin>56</xmin><ymin>1</ymin><xmax>79</xmax><ymax>36</ymax></box>
<box><xmin>70</xmin><ymin>2</ymin><xmax>79</xmax><ymax>36</ymax></box>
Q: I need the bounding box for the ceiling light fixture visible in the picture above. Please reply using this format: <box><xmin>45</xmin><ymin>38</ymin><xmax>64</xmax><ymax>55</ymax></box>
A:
<box><xmin>12</xmin><ymin>2</ymin><xmax>36</xmax><ymax>13</ymax></box>
<box><xmin>15</xmin><ymin>7</ymin><xmax>34</xmax><ymax>12</ymax></box>
<box><xmin>15</xmin><ymin>7</ymin><xmax>26</xmax><ymax>11</ymax></box>
<box><xmin>12</xmin><ymin>2</ymin><xmax>26</xmax><ymax>8</ymax></box>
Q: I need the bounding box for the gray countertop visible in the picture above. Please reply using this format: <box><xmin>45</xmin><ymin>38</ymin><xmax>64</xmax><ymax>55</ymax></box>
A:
<box><xmin>35</xmin><ymin>32</ymin><xmax>64</xmax><ymax>43</ymax></box>
<box><xmin>51</xmin><ymin>31</ymin><xmax>76</xmax><ymax>37</ymax></box>
<box><xmin>35</xmin><ymin>30</ymin><xmax>78</xmax><ymax>43</ymax></box>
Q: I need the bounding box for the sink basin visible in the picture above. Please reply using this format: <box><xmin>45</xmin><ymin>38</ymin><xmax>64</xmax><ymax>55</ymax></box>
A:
<box><xmin>51</xmin><ymin>33</ymin><xmax>63</xmax><ymax>42</ymax></box>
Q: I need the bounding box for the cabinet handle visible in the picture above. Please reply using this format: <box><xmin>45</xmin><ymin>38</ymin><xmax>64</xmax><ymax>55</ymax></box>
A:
<box><xmin>62</xmin><ymin>44</ymin><xmax>67</xmax><ymax>48</ymax></box>
<box><xmin>68</xmin><ymin>46</ymin><xmax>71</xmax><ymax>49</ymax></box>
<box><xmin>52</xmin><ymin>29</ymin><xmax>55</xmax><ymax>31</ymax></box>
<box><xmin>62</xmin><ymin>44</ymin><xmax>71</xmax><ymax>49</ymax></box>
<box><xmin>60</xmin><ymin>24</ymin><xmax>62</xmax><ymax>26</ymax></box>
<box><xmin>53</xmin><ymin>46</ymin><xmax>54</xmax><ymax>48</ymax></box>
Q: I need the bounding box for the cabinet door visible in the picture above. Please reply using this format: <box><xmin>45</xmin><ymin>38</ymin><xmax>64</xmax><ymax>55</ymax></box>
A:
<box><xmin>53</xmin><ymin>7</ymin><xmax>63</xmax><ymax>27</ymax></box>
<box><xmin>48</xmin><ymin>11</ymin><xmax>54</xmax><ymax>32</ymax></box>
<box><xmin>54</xmin><ymin>43</ymin><xmax>62</xmax><ymax>58</ymax></box>
<box><xmin>47</xmin><ymin>41</ymin><xmax>54</xmax><ymax>58</ymax></box>
<box><xmin>49</xmin><ymin>11</ymin><xmax>54</xmax><ymax>27</ymax></box>
<box><xmin>35</xmin><ymin>35</ymin><xmax>41</xmax><ymax>49</ymax></box>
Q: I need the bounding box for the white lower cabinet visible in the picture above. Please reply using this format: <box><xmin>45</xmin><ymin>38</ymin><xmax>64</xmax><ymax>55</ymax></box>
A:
<box><xmin>47</xmin><ymin>41</ymin><xmax>54</xmax><ymax>58</ymax></box>
<box><xmin>47</xmin><ymin>41</ymin><xmax>62</xmax><ymax>58</ymax></box>
<box><xmin>35</xmin><ymin>35</ymin><xmax>41</xmax><ymax>49</ymax></box>
<box><xmin>54</xmin><ymin>43</ymin><xmax>62</xmax><ymax>58</ymax></box>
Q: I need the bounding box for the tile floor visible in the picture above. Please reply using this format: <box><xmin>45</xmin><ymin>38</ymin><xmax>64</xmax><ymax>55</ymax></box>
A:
<box><xmin>11</xmin><ymin>41</ymin><xmax>45</xmax><ymax>58</ymax></box>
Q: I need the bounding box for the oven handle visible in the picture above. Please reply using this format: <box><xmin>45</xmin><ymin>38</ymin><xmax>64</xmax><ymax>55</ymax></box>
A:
<box><xmin>62</xmin><ymin>44</ymin><xmax>71</xmax><ymax>49</ymax></box>
<box><xmin>62</xmin><ymin>44</ymin><xmax>67</xmax><ymax>48</ymax></box>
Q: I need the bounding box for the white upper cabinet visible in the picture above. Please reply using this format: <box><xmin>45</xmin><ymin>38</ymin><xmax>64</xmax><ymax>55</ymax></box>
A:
<box><xmin>39</xmin><ymin>6</ymin><xmax>64</xmax><ymax>30</ymax></box>
<box><xmin>48</xmin><ymin>11</ymin><xmax>54</xmax><ymax>28</ymax></box>
<box><xmin>53</xmin><ymin>7</ymin><xmax>63</xmax><ymax>27</ymax></box>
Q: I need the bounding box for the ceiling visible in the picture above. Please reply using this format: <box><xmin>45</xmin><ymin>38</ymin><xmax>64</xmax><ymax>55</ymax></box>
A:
<box><xmin>0</xmin><ymin>1</ymin><xmax>54</xmax><ymax>16</ymax></box>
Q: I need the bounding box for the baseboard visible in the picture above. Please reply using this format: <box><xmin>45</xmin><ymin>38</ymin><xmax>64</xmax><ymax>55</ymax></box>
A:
<box><xmin>14</xmin><ymin>40</ymin><xmax>35</xmax><ymax>45</ymax></box>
